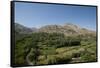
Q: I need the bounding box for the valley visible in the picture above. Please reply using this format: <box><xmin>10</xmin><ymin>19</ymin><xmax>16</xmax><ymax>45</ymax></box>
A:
<box><xmin>14</xmin><ymin>23</ymin><xmax>97</xmax><ymax>66</ymax></box>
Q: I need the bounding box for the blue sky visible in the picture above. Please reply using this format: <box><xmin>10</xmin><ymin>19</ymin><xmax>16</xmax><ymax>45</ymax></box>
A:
<box><xmin>15</xmin><ymin>2</ymin><xmax>97</xmax><ymax>31</ymax></box>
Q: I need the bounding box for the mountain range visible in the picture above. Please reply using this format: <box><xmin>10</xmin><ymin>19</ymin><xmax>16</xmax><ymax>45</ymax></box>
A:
<box><xmin>15</xmin><ymin>23</ymin><xmax>96</xmax><ymax>37</ymax></box>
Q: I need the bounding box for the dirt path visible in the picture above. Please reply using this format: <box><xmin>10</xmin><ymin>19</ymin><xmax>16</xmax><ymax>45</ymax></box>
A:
<box><xmin>26</xmin><ymin>48</ymin><xmax>34</xmax><ymax>65</ymax></box>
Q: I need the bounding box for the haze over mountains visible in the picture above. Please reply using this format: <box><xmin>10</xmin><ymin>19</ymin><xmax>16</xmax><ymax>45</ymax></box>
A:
<box><xmin>15</xmin><ymin>23</ymin><xmax>96</xmax><ymax>37</ymax></box>
<box><xmin>15</xmin><ymin>23</ymin><xmax>33</xmax><ymax>34</ymax></box>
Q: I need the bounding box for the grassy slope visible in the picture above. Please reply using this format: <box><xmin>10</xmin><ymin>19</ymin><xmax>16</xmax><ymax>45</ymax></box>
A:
<box><xmin>37</xmin><ymin>41</ymin><xmax>96</xmax><ymax>65</ymax></box>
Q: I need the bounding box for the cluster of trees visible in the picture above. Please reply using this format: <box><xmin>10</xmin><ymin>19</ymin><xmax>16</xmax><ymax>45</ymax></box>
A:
<box><xmin>14</xmin><ymin>32</ymin><xmax>81</xmax><ymax>65</ymax></box>
<box><xmin>31</xmin><ymin>32</ymin><xmax>81</xmax><ymax>48</ymax></box>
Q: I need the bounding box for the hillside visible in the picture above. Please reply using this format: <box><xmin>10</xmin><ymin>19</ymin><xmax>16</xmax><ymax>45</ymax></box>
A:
<box><xmin>39</xmin><ymin>24</ymin><xmax>95</xmax><ymax>37</ymax></box>
<box><xmin>15</xmin><ymin>23</ymin><xmax>96</xmax><ymax>37</ymax></box>
<box><xmin>15</xmin><ymin>23</ymin><xmax>36</xmax><ymax>34</ymax></box>
<box><xmin>14</xmin><ymin>23</ymin><xmax>97</xmax><ymax>66</ymax></box>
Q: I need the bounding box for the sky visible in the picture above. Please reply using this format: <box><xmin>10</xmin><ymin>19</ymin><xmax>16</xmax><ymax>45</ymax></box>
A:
<box><xmin>15</xmin><ymin>2</ymin><xmax>97</xmax><ymax>31</ymax></box>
